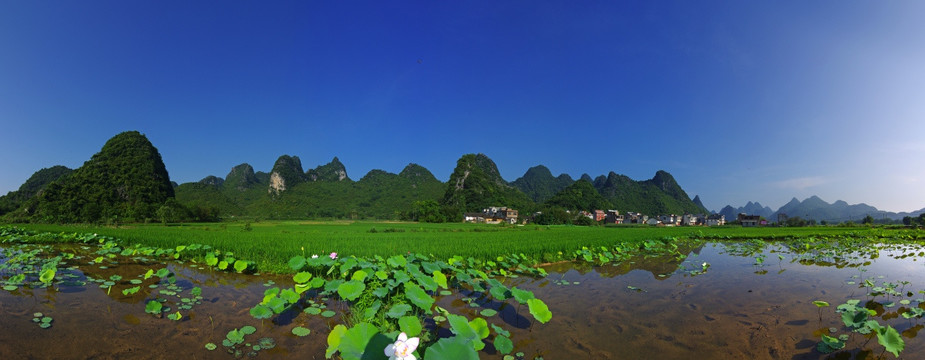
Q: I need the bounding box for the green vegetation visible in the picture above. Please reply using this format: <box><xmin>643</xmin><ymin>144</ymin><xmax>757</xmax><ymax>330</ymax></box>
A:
<box><xmin>510</xmin><ymin>165</ymin><xmax>574</xmax><ymax>203</ymax></box>
<box><xmin>1</xmin><ymin>133</ymin><xmax>714</xmax><ymax>226</ymax></box>
<box><xmin>14</xmin><ymin>221</ymin><xmax>913</xmax><ymax>274</ymax></box>
<box><xmin>441</xmin><ymin>154</ymin><xmax>535</xmax><ymax>220</ymax></box>
<box><xmin>593</xmin><ymin>170</ymin><xmax>707</xmax><ymax>216</ymax></box>
<box><xmin>544</xmin><ymin>179</ymin><xmax>612</xmax><ymax>211</ymax></box>
<box><xmin>0</xmin><ymin>165</ymin><xmax>72</xmax><ymax>216</ymax></box>
<box><xmin>10</xmin><ymin>131</ymin><xmax>174</xmax><ymax>223</ymax></box>
<box><xmin>4</xmin><ymin>223</ymin><xmax>925</xmax><ymax>358</ymax></box>
<box><xmin>174</xmin><ymin>162</ymin><xmax>444</xmax><ymax>221</ymax></box>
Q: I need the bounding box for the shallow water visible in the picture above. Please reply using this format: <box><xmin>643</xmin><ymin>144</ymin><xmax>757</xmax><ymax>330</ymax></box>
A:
<box><xmin>470</xmin><ymin>242</ymin><xmax>925</xmax><ymax>359</ymax></box>
<box><xmin>2</xmin><ymin>241</ymin><xmax>924</xmax><ymax>359</ymax></box>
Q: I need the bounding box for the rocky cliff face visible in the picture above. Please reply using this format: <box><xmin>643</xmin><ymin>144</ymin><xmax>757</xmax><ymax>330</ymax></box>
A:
<box><xmin>307</xmin><ymin>157</ymin><xmax>350</xmax><ymax>182</ymax></box>
<box><xmin>441</xmin><ymin>153</ymin><xmax>534</xmax><ymax>216</ymax></box>
<box><xmin>268</xmin><ymin>155</ymin><xmax>306</xmax><ymax>195</ymax></box>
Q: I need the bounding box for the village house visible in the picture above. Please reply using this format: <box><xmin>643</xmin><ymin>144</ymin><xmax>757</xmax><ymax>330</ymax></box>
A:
<box><xmin>704</xmin><ymin>214</ymin><xmax>726</xmax><ymax>226</ymax></box>
<box><xmin>593</xmin><ymin>210</ymin><xmax>606</xmax><ymax>222</ymax></box>
<box><xmin>604</xmin><ymin>210</ymin><xmax>624</xmax><ymax>224</ymax></box>
<box><xmin>465</xmin><ymin>206</ymin><xmax>519</xmax><ymax>224</ymax></box>
<box><xmin>624</xmin><ymin>212</ymin><xmax>648</xmax><ymax>224</ymax></box>
<box><xmin>737</xmin><ymin>213</ymin><xmax>761</xmax><ymax>227</ymax></box>
<box><xmin>658</xmin><ymin>214</ymin><xmax>681</xmax><ymax>226</ymax></box>
<box><xmin>579</xmin><ymin>211</ymin><xmax>594</xmax><ymax>220</ymax></box>
<box><xmin>681</xmin><ymin>214</ymin><xmax>701</xmax><ymax>226</ymax></box>
<box><xmin>645</xmin><ymin>217</ymin><xmax>661</xmax><ymax>226</ymax></box>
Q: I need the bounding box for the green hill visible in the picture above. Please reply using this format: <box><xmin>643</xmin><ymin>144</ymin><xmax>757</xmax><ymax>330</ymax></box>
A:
<box><xmin>18</xmin><ymin>131</ymin><xmax>174</xmax><ymax>223</ymax></box>
<box><xmin>593</xmin><ymin>170</ymin><xmax>705</xmax><ymax>216</ymax></box>
<box><xmin>544</xmin><ymin>179</ymin><xmax>612</xmax><ymax>211</ymax></box>
<box><xmin>0</xmin><ymin>165</ymin><xmax>73</xmax><ymax>216</ymax></box>
<box><xmin>307</xmin><ymin>157</ymin><xmax>350</xmax><ymax>182</ymax></box>
<box><xmin>510</xmin><ymin>165</ymin><xmax>574</xmax><ymax>203</ymax></box>
<box><xmin>441</xmin><ymin>154</ymin><xmax>535</xmax><ymax>219</ymax></box>
<box><xmin>174</xmin><ymin>158</ymin><xmax>445</xmax><ymax>220</ymax></box>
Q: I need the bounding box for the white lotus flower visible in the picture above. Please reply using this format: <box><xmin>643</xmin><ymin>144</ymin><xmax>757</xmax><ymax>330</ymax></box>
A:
<box><xmin>384</xmin><ymin>332</ymin><xmax>419</xmax><ymax>360</ymax></box>
<box><xmin>311</xmin><ymin>254</ymin><xmax>319</xmax><ymax>259</ymax></box>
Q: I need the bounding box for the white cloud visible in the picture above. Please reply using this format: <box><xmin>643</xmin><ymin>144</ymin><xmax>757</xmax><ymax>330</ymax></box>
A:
<box><xmin>770</xmin><ymin>176</ymin><xmax>828</xmax><ymax>190</ymax></box>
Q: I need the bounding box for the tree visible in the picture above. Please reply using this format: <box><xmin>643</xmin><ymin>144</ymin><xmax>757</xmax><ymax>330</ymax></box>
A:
<box><xmin>156</xmin><ymin>198</ymin><xmax>188</xmax><ymax>225</ymax></box>
<box><xmin>410</xmin><ymin>200</ymin><xmax>446</xmax><ymax>223</ymax></box>
<box><xmin>533</xmin><ymin>208</ymin><xmax>571</xmax><ymax>225</ymax></box>
<box><xmin>862</xmin><ymin>215</ymin><xmax>874</xmax><ymax>225</ymax></box>
<box><xmin>785</xmin><ymin>216</ymin><xmax>807</xmax><ymax>227</ymax></box>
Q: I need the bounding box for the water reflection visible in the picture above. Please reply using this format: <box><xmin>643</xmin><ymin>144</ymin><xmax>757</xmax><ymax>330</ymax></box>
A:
<box><xmin>2</xmin><ymin>240</ymin><xmax>924</xmax><ymax>359</ymax></box>
<box><xmin>463</xmin><ymin>242</ymin><xmax>925</xmax><ymax>359</ymax></box>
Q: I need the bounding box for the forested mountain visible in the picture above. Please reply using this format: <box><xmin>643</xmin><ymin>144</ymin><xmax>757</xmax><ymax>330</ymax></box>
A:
<box><xmin>0</xmin><ymin>165</ymin><xmax>72</xmax><ymax>216</ymax></box>
<box><xmin>510</xmin><ymin>165</ymin><xmax>574</xmax><ymax>203</ymax></box>
<box><xmin>2</xmin><ymin>132</ymin><xmax>713</xmax><ymax>223</ymax></box>
<box><xmin>718</xmin><ymin>201</ymin><xmax>774</xmax><ymax>220</ymax></box>
<box><xmin>719</xmin><ymin>196</ymin><xmax>925</xmax><ymax>223</ymax></box>
<box><xmin>440</xmin><ymin>154</ymin><xmax>535</xmax><ymax>219</ymax></box>
<box><xmin>592</xmin><ymin>170</ymin><xmax>707</xmax><ymax>216</ymax></box>
<box><xmin>14</xmin><ymin>131</ymin><xmax>174</xmax><ymax>222</ymax></box>
<box><xmin>544</xmin><ymin>180</ymin><xmax>611</xmax><ymax>211</ymax></box>
<box><xmin>307</xmin><ymin>157</ymin><xmax>350</xmax><ymax>182</ymax></box>
<box><xmin>692</xmin><ymin>195</ymin><xmax>705</xmax><ymax>210</ymax></box>
<box><xmin>176</xmin><ymin>158</ymin><xmax>444</xmax><ymax>220</ymax></box>
<box><xmin>268</xmin><ymin>155</ymin><xmax>308</xmax><ymax>194</ymax></box>
<box><xmin>772</xmin><ymin>196</ymin><xmax>889</xmax><ymax>222</ymax></box>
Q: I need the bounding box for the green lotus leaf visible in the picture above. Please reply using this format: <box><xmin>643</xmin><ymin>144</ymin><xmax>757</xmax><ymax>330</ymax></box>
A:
<box><xmin>337</xmin><ymin>280</ymin><xmax>366</xmax><ymax>301</ymax></box>
<box><xmin>337</xmin><ymin>322</ymin><xmax>391</xmax><ymax>360</ymax></box>
<box><xmin>233</xmin><ymin>260</ymin><xmax>249</xmax><ymax>273</ymax></box>
<box><xmin>433</xmin><ymin>271</ymin><xmax>448</xmax><ymax>290</ymax></box>
<box><xmin>293</xmin><ymin>272</ymin><xmax>313</xmax><ymax>284</ymax></box>
<box><xmin>527</xmin><ymin>298</ymin><xmax>552</xmax><ymax>324</ymax></box>
<box><xmin>404</xmin><ymin>283</ymin><xmax>434</xmax><ymax>311</ymax></box>
<box><xmin>876</xmin><ymin>325</ymin><xmax>904</xmax><ymax>357</ymax></box>
<box><xmin>424</xmin><ymin>336</ymin><xmax>478</xmax><ymax>360</ymax></box>
<box><xmin>398</xmin><ymin>315</ymin><xmax>422</xmax><ymax>337</ymax></box>
<box><xmin>494</xmin><ymin>334</ymin><xmax>514</xmax><ymax>355</ymax></box>
<box><xmin>288</xmin><ymin>256</ymin><xmax>307</xmax><ymax>271</ymax></box>
<box><xmin>511</xmin><ymin>287</ymin><xmax>535</xmax><ymax>304</ymax></box>
<box><xmin>292</xmin><ymin>326</ymin><xmax>311</xmax><ymax>337</ymax></box>
<box><xmin>326</xmin><ymin>324</ymin><xmax>347</xmax><ymax>359</ymax></box>
<box><xmin>386</xmin><ymin>304</ymin><xmax>412</xmax><ymax>319</ymax></box>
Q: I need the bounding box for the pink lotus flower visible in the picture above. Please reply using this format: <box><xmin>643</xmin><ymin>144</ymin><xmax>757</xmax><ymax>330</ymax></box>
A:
<box><xmin>329</xmin><ymin>252</ymin><xmax>338</xmax><ymax>260</ymax></box>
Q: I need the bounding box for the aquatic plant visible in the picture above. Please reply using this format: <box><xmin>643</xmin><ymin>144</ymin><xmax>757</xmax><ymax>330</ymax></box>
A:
<box><xmin>384</xmin><ymin>332</ymin><xmax>419</xmax><ymax>360</ymax></box>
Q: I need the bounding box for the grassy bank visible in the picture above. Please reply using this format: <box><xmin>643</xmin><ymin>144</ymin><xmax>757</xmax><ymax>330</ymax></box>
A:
<box><xmin>12</xmin><ymin>221</ymin><xmax>913</xmax><ymax>273</ymax></box>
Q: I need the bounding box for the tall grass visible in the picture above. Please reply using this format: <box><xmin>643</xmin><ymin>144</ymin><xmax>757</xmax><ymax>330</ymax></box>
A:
<box><xmin>15</xmin><ymin>221</ymin><xmax>899</xmax><ymax>273</ymax></box>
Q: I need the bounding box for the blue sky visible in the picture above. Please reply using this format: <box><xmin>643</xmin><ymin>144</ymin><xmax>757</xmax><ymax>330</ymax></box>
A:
<box><xmin>2</xmin><ymin>1</ymin><xmax>924</xmax><ymax>213</ymax></box>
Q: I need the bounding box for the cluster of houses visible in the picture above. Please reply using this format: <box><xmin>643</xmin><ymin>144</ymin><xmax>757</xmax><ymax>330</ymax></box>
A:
<box><xmin>463</xmin><ymin>207</ymin><xmax>520</xmax><ymax>224</ymax></box>
<box><xmin>579</xmin><ymin>210</ymin><xmax>728</xmax><ymax>226</ymax></box>
<box><xmin>464</xmin><ymin>207</ymin><xmax>742</xmax><ymax>227</ymax></box>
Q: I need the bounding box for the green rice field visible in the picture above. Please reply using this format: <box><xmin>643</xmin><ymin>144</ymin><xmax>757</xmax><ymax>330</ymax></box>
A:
<box><xmin>13</xmin><ymin>221</ymin><xmax>912</xmax><ymax>273</ymax></box>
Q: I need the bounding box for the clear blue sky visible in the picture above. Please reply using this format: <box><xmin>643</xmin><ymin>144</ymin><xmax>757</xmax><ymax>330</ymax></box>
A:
<box><xmin>2</xmin><ymin>1</ymin><xmax>924</xmax><ymax>213</ymax></box>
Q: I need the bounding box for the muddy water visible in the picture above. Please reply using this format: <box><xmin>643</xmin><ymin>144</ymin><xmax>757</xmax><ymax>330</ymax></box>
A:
<box><xmin>0</xmin><ymin>246</ymin><xmax>332</xmax><ymax>360</ymax></box>
<box><xmin>2</xmin><ymin>242</ymin><xmax>924</xmax><ymax>359</ymax></box>
<box><xmin>464</xmin><ymin>243</ymin><xmax>925</xmax><ymax>359</ymax></box>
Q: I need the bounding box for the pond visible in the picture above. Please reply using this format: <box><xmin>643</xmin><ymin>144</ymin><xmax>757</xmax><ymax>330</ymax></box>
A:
<box><xmin>1</xmin><ymin>238</ymin><xmax>923</xmax><ymax>359</ymax></box>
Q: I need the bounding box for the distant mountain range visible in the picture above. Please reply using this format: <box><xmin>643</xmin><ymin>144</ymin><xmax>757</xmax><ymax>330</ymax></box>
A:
<box><xmin>0</xmin><ymin>132</ymin><xmax>710</xmax><ymax>223</ymax></box>
<box><xmin>719</xmin><ymin>196</ymin><xmax>925</xmax><ymax>223</ymax></box>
